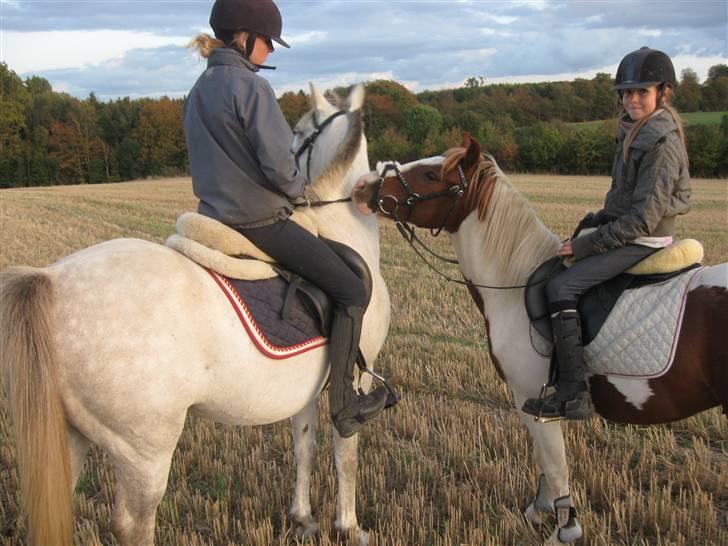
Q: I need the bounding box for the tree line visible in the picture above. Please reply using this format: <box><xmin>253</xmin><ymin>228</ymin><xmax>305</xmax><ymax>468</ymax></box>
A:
<box><xmin>2</xmin><ymin>62</ymin><xmax>727</xmax><ymax>188</ymax></box>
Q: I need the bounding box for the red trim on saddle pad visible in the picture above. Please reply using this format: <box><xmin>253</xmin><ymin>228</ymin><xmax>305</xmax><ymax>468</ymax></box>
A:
<box><xmin>205</xmin><ymin>269</ymin><xmax>328</xmax><ymax>359</ymax></box>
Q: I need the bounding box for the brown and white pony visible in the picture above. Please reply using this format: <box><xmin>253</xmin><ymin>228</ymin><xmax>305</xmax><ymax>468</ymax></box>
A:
<box><xmin>352</xmin><ymin>134</ymin><xmax>728</xmax><ymax>544</ymax></box>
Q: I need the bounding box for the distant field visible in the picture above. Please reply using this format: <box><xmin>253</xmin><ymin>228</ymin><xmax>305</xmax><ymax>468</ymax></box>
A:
<box><xmin>573</xmin><ymin>110</ymin><xmax>728</xmax><ymax>130</ymax></box>
<box><xmin>1</xmin><ymin>175</ymin><xmax>726</xmax><ymax>545</ymax></box>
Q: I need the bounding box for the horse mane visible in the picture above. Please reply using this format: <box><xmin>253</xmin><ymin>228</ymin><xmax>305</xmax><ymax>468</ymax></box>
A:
<box><xmin>306</xmin><ymin>104</ymin><xmax>364</xmax><ymax>201</ymax></box>
<box><xmin>442</xmin><ymin>148</ymin><xmax>559</xmax><ymax>284</ymax></box>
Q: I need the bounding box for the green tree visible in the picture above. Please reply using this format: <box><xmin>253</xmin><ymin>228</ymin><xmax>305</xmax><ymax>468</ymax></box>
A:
<box><xmin>515</xmin><ymin>122</ymin><xmax>564</xmax><ymax>172</ymax></box>
<box><xmin>404</xmin><ymin>104</ymin><xmax>443</xmax><ymax>146</ymax></box>
<box><xmin>686</xmin><ymin>125</ymin><xmax>723</xmax><ymax>177</ymax></box>
<box><xmin>675</xmin><ymin>69</ymin><xmax>702</xmax><ymax>112</ymax></box>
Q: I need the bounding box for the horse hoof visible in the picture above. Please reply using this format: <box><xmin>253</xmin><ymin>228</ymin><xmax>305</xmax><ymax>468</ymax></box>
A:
<box><xmin>335</xmin><ymin>526</ymin><xmax>369</xmax><ymax>546</ymax></box>
<box><xmin>544</xmin><ymin>521</ymin><xmax>582</xmax><ymax>545</ymax></box>
<box><xmin>292</xmin><ymin>515</ymin><xmax>319</xmax><ymax>540</ymax></box>
<box><xmin>525</xmin><ymin>502</ymin><xmax>544</xmax><ymax>525</ymax></box>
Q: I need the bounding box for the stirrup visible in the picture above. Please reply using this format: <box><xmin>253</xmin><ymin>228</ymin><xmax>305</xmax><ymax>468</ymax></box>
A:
<box><xmin>523</xmin><ymin>383</ymin><xmax>593</xmax><ymax>422</ymax></box>
<box><xmin>359</xmin><ymin>367</ymin><xmax>401</xmax><ymax>409</ymax></box>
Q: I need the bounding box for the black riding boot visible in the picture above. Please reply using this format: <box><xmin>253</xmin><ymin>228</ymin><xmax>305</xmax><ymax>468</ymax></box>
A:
<box><xmin>522</xmin><ymin>309</ymin><xmax>594</xmax><ymax>420</ymax></box>
<box><xmin>329</xmin><ymin>305</ymin><xmax>388</xmax><ymax>438</ymax></box>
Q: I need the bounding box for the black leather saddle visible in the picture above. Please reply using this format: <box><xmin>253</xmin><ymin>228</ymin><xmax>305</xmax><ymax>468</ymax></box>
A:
<box><xmin>275</xmin><ymin>237</ymin><xmax>373</xmax><ymax>337</ymax></box>
<box><xmin>525</xmin><ymin>256</ymin><xmax>700</xmax><ymax>345</ymax></box>
<box><xmin>225</xmin><ymin>238</ymin><xmax>372</xmax><ymax>347</ymax></box>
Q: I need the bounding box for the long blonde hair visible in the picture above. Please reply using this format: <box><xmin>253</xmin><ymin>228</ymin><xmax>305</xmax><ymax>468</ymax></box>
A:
<box><xmin>187</xmin><ymin>31</ymin><xmax>249</xmax><ymax>58</ymax></box>
<box><xmin>620</xmin><ymin>86</ymin><xmax>687</xmax><ymax>162</ymax></box>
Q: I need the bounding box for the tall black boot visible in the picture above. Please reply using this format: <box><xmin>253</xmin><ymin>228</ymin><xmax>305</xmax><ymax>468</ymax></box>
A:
<box><xmin>522</xmin><ymin>309</ymin><xmax>594</xmax><ymax>420</ymax></box>
<box><xmin>329</xmin><ymin>305</ymin><xmax>388</xmax><ymax>438</ymax></box>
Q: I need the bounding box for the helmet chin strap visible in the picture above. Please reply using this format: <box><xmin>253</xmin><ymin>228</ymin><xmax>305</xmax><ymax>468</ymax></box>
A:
<box><xmin>226</xmin><ymin>38</ymin><xmax>277</xmax><ymax>70</ymax></box>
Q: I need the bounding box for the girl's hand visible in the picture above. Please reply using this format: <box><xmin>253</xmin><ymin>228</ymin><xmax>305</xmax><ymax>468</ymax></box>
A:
<box><xmin>557</xmin><ymin>241</ymin><xmax>574</xmax><ymax>257</ymax></box>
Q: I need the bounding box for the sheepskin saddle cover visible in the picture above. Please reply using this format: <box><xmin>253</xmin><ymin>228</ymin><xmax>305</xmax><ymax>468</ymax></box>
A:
<box><xmin>166</xmin><ymin>212</ymin><xmax>372</xmax><ymax>358</ymax></box>
<box><xmin>166</xmin><ymin>211</ymin><xmax>319</xmax><ymax>281</ymax></box>
<box><xmin>165</xmin><ymin>212</ymin><xmax>328</xmax><ymax>356</ymax></box>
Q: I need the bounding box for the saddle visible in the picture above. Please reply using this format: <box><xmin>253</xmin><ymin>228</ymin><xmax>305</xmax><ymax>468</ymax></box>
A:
<box><xmin>525</xmin><ymin>239</ymin><xmax>704</xmax><ymax>345</ymax></box>
<box><xmin>166</xmin><ymin>212</ymin><xmax>372</xmax><ymax>344</ymax></box>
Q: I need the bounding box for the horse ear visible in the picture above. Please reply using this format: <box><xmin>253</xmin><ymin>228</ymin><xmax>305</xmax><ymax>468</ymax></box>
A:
<box><xmin>462</xmin><ymin>132</ymin><xmax>481</xmax><ymax>170</ymax></box>
<box><xmin>309</xmin><ymin>82</ymin><xmax>330</xmax><ymax>112</ymax></box>
<box><xmin>347</xmin><ymin>83</ymin><xmax>365</xmax><ymax>112</ymax></box>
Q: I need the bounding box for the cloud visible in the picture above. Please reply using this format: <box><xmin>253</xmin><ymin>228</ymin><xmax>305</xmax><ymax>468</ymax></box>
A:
<box><xmin>3</xmin><ymin>0</ymin><xmax>726</xmax><ymax>100</ymax></box>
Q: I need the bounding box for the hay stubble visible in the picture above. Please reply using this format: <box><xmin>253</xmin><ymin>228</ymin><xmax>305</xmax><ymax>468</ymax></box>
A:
<box><xmin>1</xmin><ymin>175</ymin><xmax>726</xmax><ymax>545</ymax></box>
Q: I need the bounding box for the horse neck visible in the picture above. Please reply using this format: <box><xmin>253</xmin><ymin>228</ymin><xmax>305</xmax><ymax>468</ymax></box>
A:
<box><xmin>450</xmin><ymin>179</ymin><xmax>560</xmax><ymax>307</ymax></box>
<box><xmin>307</xmin><ymin>111</ymin><xmax>367</xmax><ymax>201</ymax></box>
<box><xmin>302</xmin><ymin>128</ymin><xmax>381</xmax><ymax>267</ymax></box>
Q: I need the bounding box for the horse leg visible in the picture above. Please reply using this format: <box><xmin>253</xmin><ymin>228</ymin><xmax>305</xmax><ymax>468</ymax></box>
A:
<box><xmin>67</xmin><ymin>424</ymin><xmax>91</xmax><ymax>488</ymax></box>
<box><xmin>516</xmin><ymin>402</ymin><xmax>583</xmax><ymax>544</ymax></box>
<box><xmin>107</xmin><ymin>416</ymin><xmax>185</xmax><ymax>546</ymax></box>
<box><xmin>289</xmin><ymin>398</ymin><xmax>320</xmax><ymax>539</ymax></box>
<box><xmin>333</xmin><ymin>432</ymin><xmax>368</xmax><ymax>546</ymax></box>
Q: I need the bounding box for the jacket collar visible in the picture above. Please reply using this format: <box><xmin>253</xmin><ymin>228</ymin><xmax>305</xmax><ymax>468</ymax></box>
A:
<box><xmin>207</xmin><ymin>47</ymin><xmax>259</xmax><ymax>73</ymax></box>
<box><xmin>618</xmin><ymin>109</ymin><xmax>678</xmax><ymax>152</ymax></box>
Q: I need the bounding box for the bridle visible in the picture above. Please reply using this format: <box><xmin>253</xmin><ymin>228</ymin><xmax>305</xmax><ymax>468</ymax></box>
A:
<box><xmin>293</xmin><ymin>109</ymin><xmax>348</xmax><ymax>184</ymax></box>
<box><xmin>375</xmin><ymin>161</ymin><xmax>469</xmax><ymax>238</ymax></box>
<box><xmin>374</xmin><ymin>160</ymin><xmax>553</xmax><ymax>291</ymax></box>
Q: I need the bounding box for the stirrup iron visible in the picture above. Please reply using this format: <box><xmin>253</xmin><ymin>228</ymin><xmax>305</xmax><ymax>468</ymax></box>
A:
<box><xmin>358</xmin><ymin>367</ymin><xmax>401</xmax><ymax>409</ymax></box>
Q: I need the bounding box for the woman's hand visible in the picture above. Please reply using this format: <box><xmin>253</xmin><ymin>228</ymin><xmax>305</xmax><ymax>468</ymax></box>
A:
<box><xmin>557</xmin><ymin>240</ymin><xmax>574</xmax><ymax>257</ymax></box>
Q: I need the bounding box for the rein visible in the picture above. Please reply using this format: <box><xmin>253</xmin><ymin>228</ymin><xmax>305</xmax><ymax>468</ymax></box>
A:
<box><xmin>376</xmin><ymin>161</ymin><xmax>555</xmax><ymax>291</ymax></box>
<box><xmin>294</xmin><ymin>109</ymin><xmax>348</xmax><ymax>183</ymax></box>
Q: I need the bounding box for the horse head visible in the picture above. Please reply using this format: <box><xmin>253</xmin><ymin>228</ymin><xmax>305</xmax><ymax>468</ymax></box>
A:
<box><xmin>353</xmin><ymin>133</ymin><xmax>496</xmax><ymax>233</ymax></box>
<box><xmin>292</xmin><ymin>83</ymin><xmax>368</xmax><ymax>198</ymax></box>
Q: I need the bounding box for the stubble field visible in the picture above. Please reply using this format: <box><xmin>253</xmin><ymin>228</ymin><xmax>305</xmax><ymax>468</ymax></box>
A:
<box><xmin>0</xmin><ymin>175</ymin><xmax>726</xmax><ymax>545</ymax></box>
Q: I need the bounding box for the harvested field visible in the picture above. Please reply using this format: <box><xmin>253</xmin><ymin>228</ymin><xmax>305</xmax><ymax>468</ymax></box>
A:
<box><xmin>1</xmin><ymin>175</ymin><xmax>727</xmax><ymax>545</ymax></box>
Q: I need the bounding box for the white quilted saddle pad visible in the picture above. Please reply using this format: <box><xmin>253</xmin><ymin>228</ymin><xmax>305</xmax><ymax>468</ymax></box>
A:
<box><xmin>584</xmin><ymin>267</ymin><xmax>704</xmax><ymax>378</ymax></box>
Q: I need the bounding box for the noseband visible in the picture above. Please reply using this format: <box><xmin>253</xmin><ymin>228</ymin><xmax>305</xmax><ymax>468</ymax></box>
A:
<box><xmin>294</xmin><ymin>109</ymin><xmax>348</xmax><ymax>183</ymax></box>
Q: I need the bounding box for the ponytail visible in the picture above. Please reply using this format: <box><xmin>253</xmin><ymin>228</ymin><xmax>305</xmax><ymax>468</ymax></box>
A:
<box><xmin>187</xmin><ymin>31</ymin><xmax>250</xmax><ymax>59</ymax></box>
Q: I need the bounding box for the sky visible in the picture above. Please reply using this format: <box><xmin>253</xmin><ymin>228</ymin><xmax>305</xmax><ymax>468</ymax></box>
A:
<box><xmin>1</xmin><ymin>0</ymin><xmax>726</xmax><ymax>101</ymax></box>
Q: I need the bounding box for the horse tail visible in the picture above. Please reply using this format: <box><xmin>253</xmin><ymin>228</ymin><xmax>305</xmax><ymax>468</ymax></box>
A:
<box><xmin>0</xmin><ymin>267</ymin><xmax>73</xmax><ymax>546</ymax></box>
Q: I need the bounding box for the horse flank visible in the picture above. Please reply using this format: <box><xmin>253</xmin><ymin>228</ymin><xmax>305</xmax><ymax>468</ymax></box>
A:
<box><xmin>443</xmin><ymin>149</ymin><xmax>560</xmax><ymax>286</ymax></box>
<box><xmin>0</xmin><ymin>267</ymin><xmax>73</xmax><ymax>546</ymax></box>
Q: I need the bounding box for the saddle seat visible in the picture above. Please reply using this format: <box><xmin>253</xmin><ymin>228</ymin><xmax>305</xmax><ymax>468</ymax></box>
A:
<box><xmin>526</xmin><ymin>239</ymin><xmax>704</xmax><ymax>345</ymax></box>
<box><xmin>166</xmin><ymin>212</ymin><xmax>372</xmax><ymax>339</ymax></box>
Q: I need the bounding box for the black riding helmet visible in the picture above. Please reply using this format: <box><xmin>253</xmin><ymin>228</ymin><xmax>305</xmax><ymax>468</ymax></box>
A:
<box><xmin>209</xmin><ymin>0</ymin><xmax>290</xmax><ymax>49</ymax></box>
<box><xmin>613</xmin><ymin>47</ymin><xmax>677</xmax><ymax>90</ymax></box>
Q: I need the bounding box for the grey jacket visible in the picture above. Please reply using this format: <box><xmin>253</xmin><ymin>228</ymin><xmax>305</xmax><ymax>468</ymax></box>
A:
<box><xmin>183</xmin><ymin>48</ymin><xmax>307</xmax><ymax>227</ymax></box>
<box><xmin>572</xmin><ymin>110</ymin><xmax>691</xmax><ymax>260</ymax></box>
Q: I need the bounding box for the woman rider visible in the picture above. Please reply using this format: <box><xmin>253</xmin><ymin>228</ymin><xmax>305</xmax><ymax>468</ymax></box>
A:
<box><xmin>183</xmin><ymin>0</ymin><xmax>389</xmax><ymax>438</ymax></box>
<box><xmin>522</xmin><ymin>47</ymin><xmax>691</xmax><ymax>420</ymax></box>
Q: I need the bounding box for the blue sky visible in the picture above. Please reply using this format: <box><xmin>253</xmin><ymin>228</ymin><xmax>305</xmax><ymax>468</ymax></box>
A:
<box><xmin>1</xmin><ymin>0</ymin><xmax>726</xmax><ymax>100</ymax></box>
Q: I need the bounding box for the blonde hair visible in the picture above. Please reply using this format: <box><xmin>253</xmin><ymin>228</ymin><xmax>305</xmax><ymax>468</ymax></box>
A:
<box><xmin>187</xmin><ymin>31</ymin><xmax>249</xmax><ymax>59</ymax></box>
<box><xmin>620</xmin><ymin>86</ymin><xmax>687</xmax><ymax>162</ymax></box>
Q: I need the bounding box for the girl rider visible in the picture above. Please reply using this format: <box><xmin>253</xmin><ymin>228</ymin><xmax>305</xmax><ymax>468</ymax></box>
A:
<box><xmin>522</xmin><ymin>47</ymin><xmax>691</xmax><ymax>420</ymax></box>
<box><xmin>183</xmin><ymin>0</ymin><xmax>389</xmax><ymax>438</ymax></box>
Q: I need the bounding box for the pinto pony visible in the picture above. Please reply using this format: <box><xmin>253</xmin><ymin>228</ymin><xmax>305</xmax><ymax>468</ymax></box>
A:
<box><xmin>352</xmin><ymin>134</ymin><xmax>728</xmax><ymax>544</ymax></box>
<box><xmin>0</xmin><ymin>84</ymin><xmax>386</xmax><ymax>546</ymax></box>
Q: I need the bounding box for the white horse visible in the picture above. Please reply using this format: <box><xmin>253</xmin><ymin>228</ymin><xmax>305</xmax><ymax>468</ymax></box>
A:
<box><xmin>353</xmin><ymin>134</ymin><xmax>728</xmax><ymax>544</ymax></box>
<box><xmin>0</xmin><ymin>83</ymin><xmax>387</xmax><ymax>546</ymax></box>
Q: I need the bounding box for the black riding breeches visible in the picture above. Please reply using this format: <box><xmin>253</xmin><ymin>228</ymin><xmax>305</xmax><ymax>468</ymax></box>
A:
<box><xmin>236</xmin><ymin>219</ymin><xmax>368</xmax><ymax>309</ymax></box>
<box><xmin>546</xmin><ymin>244</ymin><xmax>658</xmax><ymax>311</ymax></box>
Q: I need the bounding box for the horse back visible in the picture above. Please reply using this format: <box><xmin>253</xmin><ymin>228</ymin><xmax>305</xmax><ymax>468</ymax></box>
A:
<box><xmin>591</xmin><ymin>263</ymin><xmax>728</xmax><ymax>423</ymax></box>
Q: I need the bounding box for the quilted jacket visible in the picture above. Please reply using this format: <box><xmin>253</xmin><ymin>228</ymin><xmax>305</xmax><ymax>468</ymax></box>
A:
<box><xmin>572</xmin><ymin>109</ymin><xmax>691</xmax><ymax>260</ymax></box>
<box><xmin>184</xmin><ymin>47</ymin><xmax>307</xmax><ymax>228</ymax></box>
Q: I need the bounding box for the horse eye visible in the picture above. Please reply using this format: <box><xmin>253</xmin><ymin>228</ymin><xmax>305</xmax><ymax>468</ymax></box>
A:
<box><xmin>425</xmin><ymin>171</ymin><xmax>439</xmax><ymax>182</ymax></box>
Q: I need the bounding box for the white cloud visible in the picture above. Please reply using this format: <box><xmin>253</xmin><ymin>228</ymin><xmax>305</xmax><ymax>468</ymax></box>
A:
<box><xmin>638</xmin><ymin>28</ymin><xmax>663</xmax><ymax>38</ymax></box>
<box><xmin>287</xmin><ymin>31</ymin><xmax>328</xmax><ymax>44</ymax></box>
<box><xmin>2</xmin><ymin>30</ymin><xmax>190</xmax><ymax>73</ymax></box>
